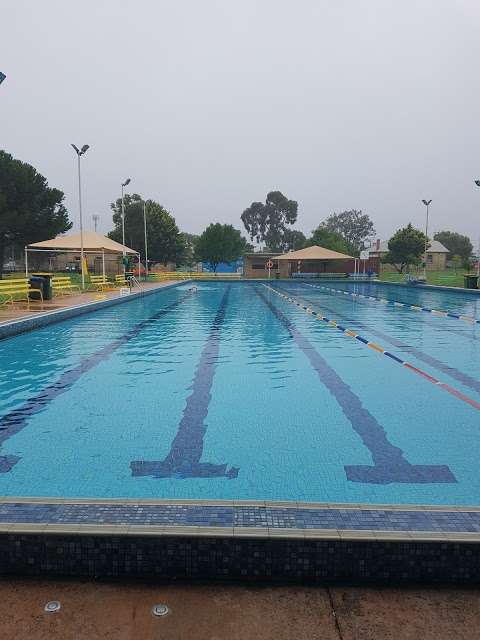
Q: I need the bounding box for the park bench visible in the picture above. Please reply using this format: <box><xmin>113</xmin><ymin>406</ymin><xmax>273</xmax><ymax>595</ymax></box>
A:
<box><xmin>0</xmin><ymin>278</ymin><xmax>43</xmax><ymax>307</ymax></box>
<box><xmin>52</xmin><ymin>276</ymin><xmax>80</xmax><ymax>296</ymax></box>
<box><xmin>89</xmin><ymin>275</ymin><xmax>114</xmax><ymax>291</ymax></box>
<box><xmin>115</xmin><ymin>274</ymin><xmax>129</xmax><ymax>287</ymax></box>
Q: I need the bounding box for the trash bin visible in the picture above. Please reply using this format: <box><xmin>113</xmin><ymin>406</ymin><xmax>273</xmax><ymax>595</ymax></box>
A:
<box><xmin>275</xmin><ymin>272</ymin><xmax>280</xmax><ymax>279</ymax></box>
<box><xmin>29</xmin><ymin>276</ymin><xmax>45</xmax><ymax>301</ymax></box>
<box><xmin>463</xmin><ymin>274</ymin><xmax>478</xmax><ymax>290</ymax></box>
<box><xmin>30</xmin><ymin>273</ymin><xmax>53</xmax><ymax>300</ymax></box>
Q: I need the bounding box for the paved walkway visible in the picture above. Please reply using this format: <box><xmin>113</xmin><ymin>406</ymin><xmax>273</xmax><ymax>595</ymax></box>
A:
<box><xmin>0</xmin><ymin>580</ymin><xmax>478</xmax><ymax>639</ymax></box>
<box><xmin>0</xmin><ymin>280</ymin><xmax>179</xmax><ymax>326</ymax></box>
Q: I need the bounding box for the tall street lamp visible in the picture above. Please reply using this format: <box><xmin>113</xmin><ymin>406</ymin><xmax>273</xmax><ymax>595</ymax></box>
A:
<box><xmin>421</xmin><ymin>199</ymin><xmax>432</xmax><ymax>281</ymax></box>
<box><xmin>121</xmin><ymin>178</ymin><xmax>131</xmax><ymax>277</ymax></box>
<box><xmin>143</xmin><ymin>200</ymin><xmax>149</xmax><ymax>280</ymax></box>
<box><xmin>475</xmin><ymin>181</ymin><xmax>480</xmax><ymax>276</ymax></box>
<box><xmin>134</xmin><ymin>199</ymin><xmax>150</xmax><ymax>280</ymax></box>
<box><xmin>71</xmin><ymin>144</ymin><xmax>90</xmax><ymax>289</ymax></box>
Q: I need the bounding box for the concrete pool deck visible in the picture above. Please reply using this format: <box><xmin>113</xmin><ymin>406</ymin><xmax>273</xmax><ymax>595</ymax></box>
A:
<box><xmin>2</xmin><ymin>578</ymin><xmax>479</xmax><ymax>640</ymax></box>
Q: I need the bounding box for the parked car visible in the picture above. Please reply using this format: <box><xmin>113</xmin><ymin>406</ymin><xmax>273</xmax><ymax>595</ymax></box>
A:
<box><xmin>65</xmin><ymin>262</ymin><xmax>80</xmax><ymax>273</ymax></box>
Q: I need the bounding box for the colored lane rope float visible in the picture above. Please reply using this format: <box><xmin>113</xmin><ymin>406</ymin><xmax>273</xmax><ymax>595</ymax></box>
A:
<box><xmin>263</xmin><ymin>284</ymin><xmax>480</xmax><ymax>412</ymax></box>
<box><xmin>302</xmin><ymin>282</ymin><xmax>480</xmax><ymax>326</ymax></box>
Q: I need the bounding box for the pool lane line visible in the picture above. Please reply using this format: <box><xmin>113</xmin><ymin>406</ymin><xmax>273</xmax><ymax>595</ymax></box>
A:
<box><xmin>255</xmin><ymin>286</ymin><xmax>455</xmax><ymax>484</ymax></box>
<box><xmin>0</xmin><ymin>292</ymin><xmax>193</xmax><ymax>473</ymax></box>
<box><xmin>131</xmin><ymin>285</ymin><xmax>239</xmax><ymax>480</ymax></box>
<box><xmin>298</xmin><ymin>283</ymin><xmax>480</xmax><ymax>345</ymax></box>
<box><xmin>282</xmin><ymin>286</ymin><xmax>480</xmax><ymax>395</ymax></box>
<box><xmin>264</xmin><ymin>284</ymin><xmax>480</xmax><ymax>412</ymax></box>
<box><xmin>303</xmin><ymin>282</ymin><xmax>480</xmax><ymax>326</ymax></box>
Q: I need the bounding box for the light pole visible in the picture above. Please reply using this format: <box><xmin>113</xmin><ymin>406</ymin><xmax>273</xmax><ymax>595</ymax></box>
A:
<box><xmin>421</xmin><ymin>199</ymin><xmax>432</xmax><ymax>281</ymax></box>
<box><xmin>71</xmin><ymin>144</ymin><xmax>90</xmax><ymax>289</ymax></box>
<box><xmin>121</xmin><ymin>178</ymin><xmax>131</xmax><ymax>277</ymax></box>
<box><xmin>475</xmin><ymin>181</ymin><xmax>480</xmax><ymax>277</ymax></box>
<box><xmin>475</xmin><ymin>180</ymin><xmax>480</xmax><ymax>277</ymax></box>
<box><xmin>135</xmin><ymin>199</ymin><xmax>149</xmax><ymax>280</ymax></box>
<box><xmin>143</xmin><ymin>200</ymin><xmax>149</xmax><ymax>280</ymax></box>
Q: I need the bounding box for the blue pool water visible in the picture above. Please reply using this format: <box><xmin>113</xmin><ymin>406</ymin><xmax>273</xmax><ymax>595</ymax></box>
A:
<box><xmin>0</xmin><ymin>281</ymin><xmax>479</xmax><ymax>505</ymax></box>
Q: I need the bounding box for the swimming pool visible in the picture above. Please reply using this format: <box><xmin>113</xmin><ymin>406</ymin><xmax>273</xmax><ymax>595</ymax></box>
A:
<box><xmin>0</xmin><ymin>280</ymin><xmax>478</xmax><ymax>506</ymax></box>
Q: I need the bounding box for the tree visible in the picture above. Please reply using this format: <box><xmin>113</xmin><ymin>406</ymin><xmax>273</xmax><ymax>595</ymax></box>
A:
<box><xmin>108</xmin><ymin>193</ymin><xmax>186</xmax><ymax>265</ymax></box>
<box><xmin>0</xmin><ymin>150</ymin><xmax>71</xmax><ymax>276</ymax></box>
<box><xmin>305</xmin><ymin>227</ymin><xmax>350</xmax><ymax>254</ymax></box>
<box><xmin>179</xmin><ymin>232</ymin><xmax>199</xmax><ymax>269</ymax></box>
<box><xmin>434</xmin><ymin>230</ymin><xmax>473</xmax><ymax>267</ymax></box>
<box><xmin>451</xmin><ymin>254</ymin><xmax>463</xmax><ymax>274</ymax></box>
<box><xmin>195</xmin><ymin>223</ymin><xmax>247</xmax><ymax>272</ymax></box>
<box><xmin>321</xmin><ymin>209</ymin><xmax>375</xmax><ymax>255</ymax></box>
<box><xmin>281</xmin><ymin>229</ymin><xmax>306</xmax><ymax>252</ymax></box>
<box><xmin>382</xmin><ymin>224</ymin><xmax>427</xmax><ymax>273</ymax></box>
<box><xmin>241</xmin><ymin>191</ymin><xmax>298</xmax><ymax>251</ymax></box>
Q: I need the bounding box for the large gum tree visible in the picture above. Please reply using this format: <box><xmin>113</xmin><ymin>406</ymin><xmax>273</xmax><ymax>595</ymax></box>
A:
<box><xmin>241</xmin><ymin>191</ymin><xmax>298</xmax><ymax>252</ymax></box>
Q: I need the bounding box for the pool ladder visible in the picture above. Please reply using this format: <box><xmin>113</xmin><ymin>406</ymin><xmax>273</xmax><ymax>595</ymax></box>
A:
<box><xmin>128</xmin><ymin>275</ymin><xmax>144</xmax><ymax>291</ymax></box>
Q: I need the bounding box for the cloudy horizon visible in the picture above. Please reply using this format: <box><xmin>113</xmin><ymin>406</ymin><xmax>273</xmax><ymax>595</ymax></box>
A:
<box><xmin>1</xmin><ymin>0</ymin><xmax>479</xmax><ymax>247</ymax></box>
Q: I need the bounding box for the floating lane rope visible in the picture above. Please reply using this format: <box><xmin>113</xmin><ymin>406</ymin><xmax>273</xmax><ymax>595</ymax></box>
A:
<box><xmin>302</xmin><ymin>282</ymin><xmax>479</xmax><ymax>326</ymax></box>
<box><xmin>263</xmin><ymin>284</ymin><xmax>480</xmax><ymax>412</ymax></box>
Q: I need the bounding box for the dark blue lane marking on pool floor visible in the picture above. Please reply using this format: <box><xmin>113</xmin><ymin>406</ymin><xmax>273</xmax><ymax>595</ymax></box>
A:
<box><xmin>0</xmin><ymin>293</ymin><xmax>191</xmax><ymax>473</ymax></box>
<box><xmin>131</xmin><ymin>285</ymin><xmax>239</xmax><ymax>480</ymax></box>
<box><xmin>255</xmin><ymin>287</ymin><xmax>456</xmax><ymax>485</ymax></box>
<box><xmin>287</xmin><ymin>285</ymin><xmax>480</xmax><ymax>395</ymax></box>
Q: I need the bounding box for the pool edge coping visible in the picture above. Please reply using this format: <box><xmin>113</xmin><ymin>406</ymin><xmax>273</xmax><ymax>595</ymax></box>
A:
<box><xmin>1</xmin><ymin>498</ymin><xmax>480</xmax><ymax>543</ymax></box>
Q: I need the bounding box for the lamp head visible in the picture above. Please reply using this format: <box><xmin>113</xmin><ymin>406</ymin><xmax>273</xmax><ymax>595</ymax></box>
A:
<box><xmin>122</xmin><ymin>178</ymin><xmax>131</xmax><ymax>187</ymax></box>
<box><xmin>71</xmin><ymin>144</ymin><xmax>80</xmax><ymax>155</ymax></box>
<box><xmin>422</xmin><ymin>199</ymin><xmax>432</xmax><ymax>206</ymax></box>
<box><xmin>80</xmin><ymin>144</ymin><xmax>90</xmax><ymax>155</ymax></box>
<box><xmin>475</xmin><ymin>180</ymin><xmax>480</xmax><ymax>187</ymax></box>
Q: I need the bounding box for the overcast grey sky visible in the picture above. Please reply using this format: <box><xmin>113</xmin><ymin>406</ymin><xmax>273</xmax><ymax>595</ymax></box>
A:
<box><xmin>1</xmin><ymin>0</ymin><xmax>480</xmax><ymax>245</ymax></box>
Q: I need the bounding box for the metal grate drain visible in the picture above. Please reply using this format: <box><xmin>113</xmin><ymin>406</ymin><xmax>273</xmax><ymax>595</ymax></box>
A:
<box><xmin>152</xmin><ymin>604</ymin><xmax>169</xmax><ymax>617</ymax></box>
<box><xmin>44</xmin><ymin>601</ymin><xmax>61</xmax><ymax>613</ymax></box>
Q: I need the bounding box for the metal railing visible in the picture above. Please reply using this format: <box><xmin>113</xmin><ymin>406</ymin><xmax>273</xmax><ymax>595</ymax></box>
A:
<box><xmin>128</xmin><ymin>274</ymin><xmax>144</xmax><ymax>290</ymax></box>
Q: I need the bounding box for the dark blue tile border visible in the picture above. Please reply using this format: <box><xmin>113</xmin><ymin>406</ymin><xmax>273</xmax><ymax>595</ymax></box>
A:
<box><xmin>1</xmin><ymin>501</ymin><xmax>480</xmax><ymax>535</ymax></box>
<box><xmin>3</xmin><ymin>532</ymin><xmax>480</xmax><ymax>584</ymax></box>
<box><xmin>1</xmin><ymin>499</ymin><xmax>480</xmax><ymax>583</ymax></box>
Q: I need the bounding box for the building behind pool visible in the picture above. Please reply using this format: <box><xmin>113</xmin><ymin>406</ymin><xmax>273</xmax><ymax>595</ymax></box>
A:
<box><xmin>243</xmin><ymin>246</ymin><xmax>380</xmax><ymax>278</ymax></box>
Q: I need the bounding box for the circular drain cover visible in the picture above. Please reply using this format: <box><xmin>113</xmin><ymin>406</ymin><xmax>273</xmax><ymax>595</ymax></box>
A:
<box><xmin>152</xmin><ymin>604</ymin><xmax>169</xmax><ymax>617</ymax></box>
<box><xmin>44</xmin><ymin>601</ymin><xmax>61</xmax><ymax>613</ymax></box>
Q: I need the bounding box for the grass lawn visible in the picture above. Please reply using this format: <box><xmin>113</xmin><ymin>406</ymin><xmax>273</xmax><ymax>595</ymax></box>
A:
<box><xmin>378</xmin><ymin>270</ymin><xmax>477</xmax><ymax>288</ymax></box>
